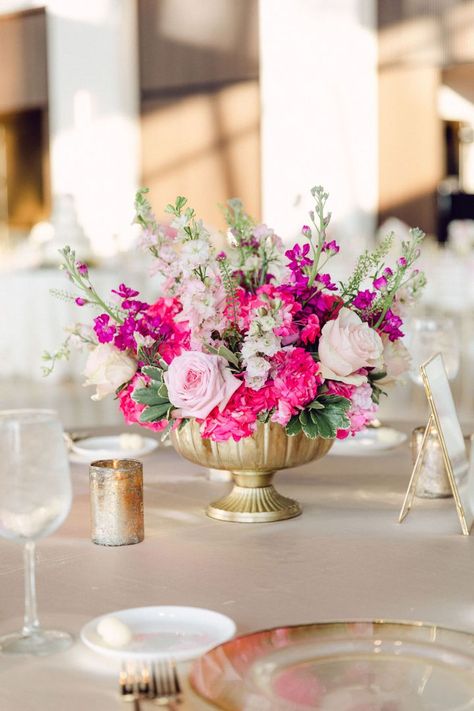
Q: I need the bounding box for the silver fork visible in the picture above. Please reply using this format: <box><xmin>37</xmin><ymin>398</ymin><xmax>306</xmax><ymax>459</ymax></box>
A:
<box><xmin>119</xmin><ymin>662</ymin><xmax>142</xmax><ymax>710</ymax></box>
<box><xmin>152</xmin><ymin>659</ymin><xmax>182</xmax><ymax>706</ymax></box>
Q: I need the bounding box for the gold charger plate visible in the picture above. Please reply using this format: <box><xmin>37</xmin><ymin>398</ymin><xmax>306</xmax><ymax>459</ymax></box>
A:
<box><xmin>190</xmin><ymin>621</ymin><xmax>474</xmax><ymax>710</ymax></box>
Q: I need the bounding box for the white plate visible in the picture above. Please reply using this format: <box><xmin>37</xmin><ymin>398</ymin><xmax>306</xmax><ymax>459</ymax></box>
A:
<box><xmin>329</xmin><ymin>426</ymin><xmax>407</xmax><ymax>456</ymax></box>
<box><xmin>80</xmin><ymin>606</ymin><xmax>236</xmax><ymax>661</ymax></box>
<box><xmin>71</xmin><ymin>435</ymin><xmax>158</xmax><ymax>461</ymax></box>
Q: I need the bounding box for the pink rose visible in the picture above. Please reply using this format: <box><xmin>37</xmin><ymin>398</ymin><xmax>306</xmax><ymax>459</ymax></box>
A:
<box><xmin>318</xmin><ymin>307</ymin><xmax>383</xmax><ymax>381</ymax></box>
<box><xmin>164</xmin><ymin>352</ymin><xmax>241</xmax><ymax>420</ymax></box>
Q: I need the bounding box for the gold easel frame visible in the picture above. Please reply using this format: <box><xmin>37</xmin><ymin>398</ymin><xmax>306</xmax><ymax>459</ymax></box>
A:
<box><xmin>398</xmin><ymin>354</ymin><xmax>472</xmax><ymax>536</ymax></box>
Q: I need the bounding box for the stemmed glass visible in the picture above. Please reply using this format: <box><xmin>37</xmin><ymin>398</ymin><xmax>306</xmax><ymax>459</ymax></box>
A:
<box><xmin>0</xmin><ymin>410</ymin><xmax>73</xmax><ymax>655</ymax></box>
<box><xmin>406</xmin><ymin>316</ymin><xmax>460</xmax><ymax>385</ymax></box>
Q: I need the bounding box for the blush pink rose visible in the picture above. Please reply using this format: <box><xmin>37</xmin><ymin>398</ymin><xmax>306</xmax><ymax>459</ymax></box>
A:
<box><xmin>318</xmin><ymin>307</ymin><xmax>383</xmax><ymax>378</ymax></box>
<box><xmin>164</xmin><ymin>351</ymin><xmax>241</xmax><ymax>419</ymax></box>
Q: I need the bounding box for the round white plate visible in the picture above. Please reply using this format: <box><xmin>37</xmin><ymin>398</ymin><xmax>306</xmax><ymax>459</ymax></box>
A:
<box><xmin>71</xmin><ymin>435</ymin><xmax>158</xmax><ymax>461</ymax></box>
<box><xmin>80</xmin><ymin>606</ymin><xmax>236</xmax><ymax>661</ymax></box>
<box><xmin>329</xmin><ymin>427</ymin><xmax>407</xmax><ymax>457</ymax></box>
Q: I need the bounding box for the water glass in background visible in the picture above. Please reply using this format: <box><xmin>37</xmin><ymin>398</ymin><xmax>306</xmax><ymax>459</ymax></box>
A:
<box><xmin>406</xmin><ymin>317</ymin><xmax>460</xmax><ymax>386</ymax></box>
<box><xmin>0</xmin><ymin>409</ymin><xmax>73</xmax><ymax>655</ymax></box>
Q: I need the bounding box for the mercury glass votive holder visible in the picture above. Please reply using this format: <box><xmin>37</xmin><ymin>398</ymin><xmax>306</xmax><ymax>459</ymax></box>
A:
<box><xmin>89</xmin><ymin>459</ymin><xmax>144</xmax><ymax>546</ymax></box>
<box><xmin>411</xmin><ymin>426</ymin><xmax>452</xmax><ymax>499</ymax></box>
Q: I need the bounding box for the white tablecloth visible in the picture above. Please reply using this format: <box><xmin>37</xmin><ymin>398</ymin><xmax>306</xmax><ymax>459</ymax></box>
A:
<box><xmin>1</xmin><ymin>422</ymin><xmax>474</xmax><ymax>710</ymax></box>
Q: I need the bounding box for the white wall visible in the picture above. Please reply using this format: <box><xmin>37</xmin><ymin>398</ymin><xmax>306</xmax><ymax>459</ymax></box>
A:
<box><xmin>259</xmin><ymin>0</ymin><xmax>377</xmax><ymax>249</ymax></box>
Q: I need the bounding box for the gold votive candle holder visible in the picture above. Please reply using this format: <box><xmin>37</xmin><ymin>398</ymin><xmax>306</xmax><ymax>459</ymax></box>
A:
<box><xmin>89</xmin><ymin>459</ymin><xmax>144</xmax><ymax>546</ymax></box>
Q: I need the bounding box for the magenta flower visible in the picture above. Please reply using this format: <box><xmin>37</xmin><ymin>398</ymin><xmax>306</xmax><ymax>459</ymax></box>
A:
<box><xmin>285</xmin><ymin>243</ymin><xmax>312</xmax><ymax>269</ymax></box>
<box><xmin>373</xmin><ymin>275</ymin><xmax>387</xmax><ymax>291</ymax></box>
<box><xmin>383</xmin><ymin>267</ymin><xmax>393</xmax><ymax>277</ymax></box>
<box><xmin>112</xmin><ymin>283</ymin><xmax>140</xmax><ymax>299</ymax></box>
<box><xmin>378</xmin><ymin>309</ymin><xmax>404</xmax><ymax>341</ymax></box>
<box><xmin>76</xmin><ymin>262</ymin><xmax>89</xmax><ymax>276</ymax></box>
<box><xmin>323</xmin><ymin>240</ymin><xmax>340</xmax><ymax>254</ymax></box>
<box><xmin>397</xmin><ymin>256</ymin><xmax>407</xmax><ymax>267</ymax></box>
<box><xmin>301</xmin><ymin>225</ymin><xmax>312</xmax><ymax>238</ymax></box>
<box><xmin>93</xmin><ymin>314</ymin><xmax>116</xmax><ymax>343</ymax></box>
<box><xmin>353</xmin><ymin>290</ymin><xmax>376</xmax><ymax>310</ymax></box>
<box><xmin>75</xmin><ymin>297</ymin><xmax>87</xmax><ymax>306</ymax></box>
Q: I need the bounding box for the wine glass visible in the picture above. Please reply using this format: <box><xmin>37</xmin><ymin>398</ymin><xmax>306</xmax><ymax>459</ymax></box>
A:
<box><xmin>0</xmin><ymin>409</ymin><xmax>73</xmax><ymax>655</ymax></box>
<box><xmin>406</xmin><ymin>317</ymin><xmax>460</xmax><ymax>385</ymax></box>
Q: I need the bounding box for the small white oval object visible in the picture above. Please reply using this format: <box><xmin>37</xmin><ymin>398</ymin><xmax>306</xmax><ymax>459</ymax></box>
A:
<box><xmin>96</xmin><ymin>616</ymin><xmax>132</xmax><ymax>648</ymax></box>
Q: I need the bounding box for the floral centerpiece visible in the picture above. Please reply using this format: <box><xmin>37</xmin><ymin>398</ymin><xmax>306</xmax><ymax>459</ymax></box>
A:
<box><xmin>45</xmin><ymin>186</ymin><xmax>425</xmax><ymax>522</ymax></box>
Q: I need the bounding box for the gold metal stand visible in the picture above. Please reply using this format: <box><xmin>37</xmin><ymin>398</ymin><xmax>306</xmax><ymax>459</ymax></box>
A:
<box><xmin>206</xmin><ymin>470</ymin><xmax>301</xmax><ymax>523</ymax></box>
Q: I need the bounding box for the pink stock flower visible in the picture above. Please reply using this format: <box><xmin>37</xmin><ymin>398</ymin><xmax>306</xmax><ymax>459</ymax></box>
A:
<box><xmin>164</xmin><ymin>352</ymin><xmax>241</xmax><ymax>419</ymax></box>
<box><xmin>119</xmin><ymin>374</ymin><xmax>169</xmax><ymax>432</ymax></box>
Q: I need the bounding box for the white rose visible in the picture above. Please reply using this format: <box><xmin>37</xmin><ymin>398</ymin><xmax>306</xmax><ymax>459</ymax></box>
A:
<box><xmin>319</xmin><ymin>307</ymin><xmax>383</xmax><ymax>383</ymax></box>
<box><xmin>83</xmin><ymin>344</ymin><xmax>137</xmax><ymax>401</ymax></box>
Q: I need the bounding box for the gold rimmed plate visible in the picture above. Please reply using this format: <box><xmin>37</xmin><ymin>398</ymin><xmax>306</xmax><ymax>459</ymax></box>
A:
<box><xmin>190</xmin><ymin>620</ymin><xmax>474</xmax><ymax>710</ymax></box>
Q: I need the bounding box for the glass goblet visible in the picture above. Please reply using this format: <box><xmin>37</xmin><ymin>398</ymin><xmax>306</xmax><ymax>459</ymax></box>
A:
<box><xmin>406</xmin><ymin>316</ymin><xmax>460</xmax><ymax>386</ymax></box>
<box><xmin>0</xmin><ymin>409</ymin><xmax>73</xmax><ymax>655</ymax></box>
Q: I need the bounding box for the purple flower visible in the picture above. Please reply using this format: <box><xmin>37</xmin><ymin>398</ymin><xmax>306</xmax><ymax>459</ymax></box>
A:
<box><xmin>379</xmin><ymin>309</ymin><xmax>404</xmax><ymax>341</ymax></box>
<box><xmin>397</xmin><ymin>256</ymin><xmax>407</xmax><ymax>267</ymax></box>
<box><xmin>301</xmin><ymin>225</ymin><xmax>312</xmax><ymax>238</ymax></box>
<box><xmin>94</xmin><ymin>314</ymin><xmax>116</xmax><ymax>343</ymax></box>
<box><xmin>76</xmin><ymin>262</ymin><xmax>89</xmax><ymax>276</ymax></box>
<box><xmin>285</xmin><ymin>243</ymin><xmax>312</xmax><ymax>273</ymax></box>
<box><xmin>315</xmin><ymin>273</ymin><xmax>337</xmax><ymax>290</ymax></box>
<box><xmin>75</xmin><ymin>297</ymin><xmax>87</xmax><ymax>306</ymax></box>
<box><xmin>122</xmin><ymin>299</ymin><xmax>149</xmax><ymax>315</ymax></box>
<box><xmin>383</xmin><ymin>267</ymin><xmax>393</xmax><ymax>277</ymax></box>
<box><xmin>323</xmin><ymin>240</ymin><xmax>340</xmax><ymax>254</ymax></box>
<box><xmin>111</xmin><ymin>283</ymin><xmax>140</xmax><ymax>299</ymax></box>
<box><xmin>216</xmin><ymin>251</ymin><xmax>227</xmax><ymax>262</ymax></box>
<box><xmin>114</xmin><ymin>316</ymin><xmax>138</xmax><ymax>351</ymax></box>
<box><xmin>373</xmin><ymin>275</ymin><xmax>387</xmax><ymax>291</ymax></box>
<box><xmin>353</xmin><ymin>290</ymin><xmax>376</xmax><ymax>310</ymax></box>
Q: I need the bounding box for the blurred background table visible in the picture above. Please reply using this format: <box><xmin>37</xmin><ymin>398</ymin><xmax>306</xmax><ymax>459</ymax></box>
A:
<box><xmin>1</xmin><ymin>422</ymin><xmax>474</xmax><ymax>710</ymax></box>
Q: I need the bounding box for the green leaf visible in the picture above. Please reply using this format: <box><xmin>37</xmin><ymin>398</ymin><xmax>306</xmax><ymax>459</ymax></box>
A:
<box><xmin>299</xmin><ymin>411</ymin><xmax>320</xmax><ymax>439</ymax></box>
<box><xmin>369</xmin><ymin>370</ymin><xmax>387</xmax><ymax>382</ymax></box>
<box><xmin>132</xmin><ymin>387</ymin><xmax>169</xmax><ymax>406</ymax></box>
<box><xmin>158</xmin><ymin>382</ymin><xmax>169</xmax><ymax>399</ymax></box>
<box><xmin>301</xmin><ymin>394</ymin><xmax>351</xmax><ymax>439</ymax></box>
<box><xmin>307</xmin><ymin>399</ymin><xmax>325</xmax><ymax>410</ymax></box>
<box><xmin>285</xmin><ymin>415</ymin><xmax>302</xmax><ymax>436</ymax></box>
<box><xmin>217</xmin><ymin>345</ymin><xmax>240</xmax><ymax>368</ymax></box>
<box><xmin>139</xmin><ymin>403</ymin><xmax>171</xmax><ymax>423</ymax></box>
<box><xmin>141</xmin><ymin>365</ymin><xmax>164</xmax><ymax>382</ymax></box>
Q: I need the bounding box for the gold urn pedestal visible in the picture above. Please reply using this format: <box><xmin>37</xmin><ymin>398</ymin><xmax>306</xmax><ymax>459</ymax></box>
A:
<box><xmin>171</xmin><ymin>420</ymin><xmax>333</xmax><ymax>524</ymax></box>
<box><xmin>206</xmin><ymin>470</ymin><xmax>302</xmax><ymax>523</ymax></box>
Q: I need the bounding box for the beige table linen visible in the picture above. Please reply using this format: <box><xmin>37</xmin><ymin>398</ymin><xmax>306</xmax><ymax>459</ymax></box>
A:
<box><xmin>1</xmin><ymin>423</ymin><xmax>474</xmax><ymax>710</ymax></box>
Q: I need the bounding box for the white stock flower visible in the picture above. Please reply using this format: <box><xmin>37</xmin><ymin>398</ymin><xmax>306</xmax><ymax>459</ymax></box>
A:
<box><xmin>245</xmin><ymin>356</ymin><xmax>271</xmax><ymax>378</ymax></box>
<box><xmin>83</xmin><ymin>343</ymin><xmax>137</xmax><ymax>401</ymax></box>
<box><xmin>181</xmin><ymin>239</ymin><xmax>211</xmax><ymax>271</ymax></box>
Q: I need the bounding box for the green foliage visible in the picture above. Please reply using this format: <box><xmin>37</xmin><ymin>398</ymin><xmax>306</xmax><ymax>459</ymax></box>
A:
<box><xmin>285</xmin><ymin>394</ymin><xmax>351</xmax><ymax>440</ymax></box>
<box><xmin>368</xmin><ymin>370</ymin><xmax>388</xmax><ymax>405</ymax></box>
<box><xmin>132</xmin><ymin>366</ymin><xmax>174</xmax><ymax>424</ymax></box>
<box><xmin>217</xmin><ymin>256</ymin><xmax>239</xmax><ymax>327</ymax></box>
<box><xmin>340</xmin><ymin>232</ymin><xmax>394</xmax><ymax>300</ymax></box>
<box><xmin>221</xmin><ymin>198</ymin><xmax>254</xmax><ymax>243</ymax></box>
<box><xmin>41</xmin><ymin>337</ymin><xmax>72</xmax><ymax>377</ymax></box>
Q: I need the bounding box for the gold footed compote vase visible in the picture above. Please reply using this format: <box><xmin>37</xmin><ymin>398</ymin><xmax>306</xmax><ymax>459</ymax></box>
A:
<box><xmin>171</xmin><ymin>421</ymin><xmax>333</xmax><ymax>523</ymax></box>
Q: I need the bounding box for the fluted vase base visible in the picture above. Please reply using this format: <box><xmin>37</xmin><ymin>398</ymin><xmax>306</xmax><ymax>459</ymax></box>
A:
<box><xmin>206</xmin><ymin>471</ymin><xmax>301</xmax><ymax>523</ymax></box>
<box><xmin>171</xmin><ymin>420</ymin><xmax>333</xmax><ymax>524</ymax></box>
